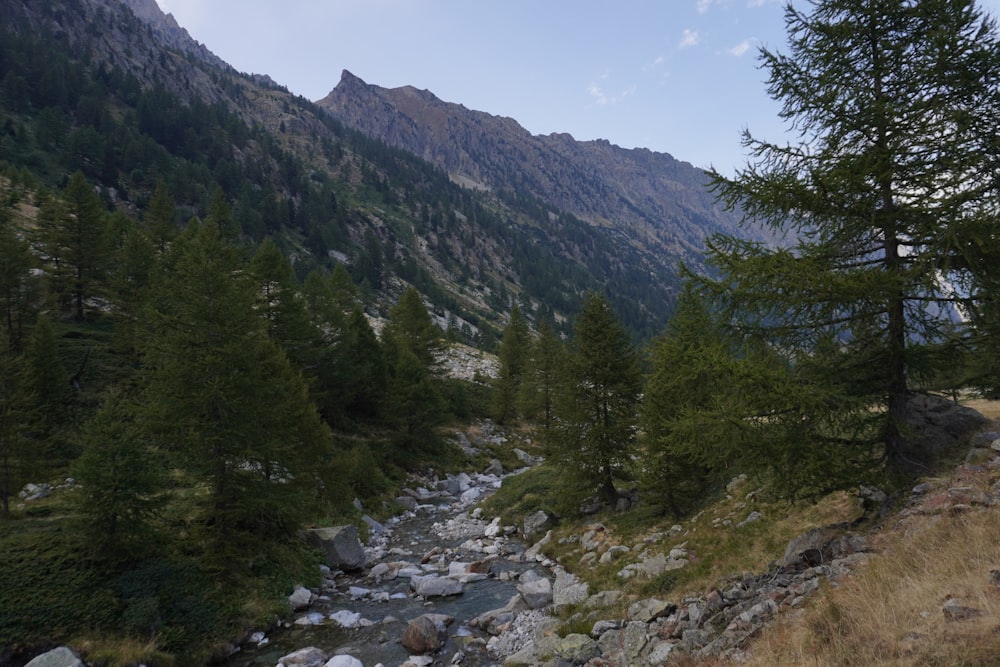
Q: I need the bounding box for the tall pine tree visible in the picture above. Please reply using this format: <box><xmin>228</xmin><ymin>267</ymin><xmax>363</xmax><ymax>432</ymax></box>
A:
<box><xmin>140</xmin><ymin>222</ymin><xmax>332</xmax><ymax>565</ymax></box>
<box><xmin>552</xmin><ymin>293</ymin><xmax>641</xmax><ymax>507</ymax></box>
<box><xmin>705</xmin><ymin>0</ymin><xmax>1000</xmax><ymax>484</ymax></box>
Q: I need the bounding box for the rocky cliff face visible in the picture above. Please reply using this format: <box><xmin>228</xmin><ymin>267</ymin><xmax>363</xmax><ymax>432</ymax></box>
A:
<box><xmin>318</xmin><ymin>70</ymin><xmax>752</xmax><ymax>262</ymax></box>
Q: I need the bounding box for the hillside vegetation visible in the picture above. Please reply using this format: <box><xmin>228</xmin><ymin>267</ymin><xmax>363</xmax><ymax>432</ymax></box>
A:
<box><xmin>3</xmin><ymin>0</ymin><xmax>1000</xmax><ymax>665</ymax></box>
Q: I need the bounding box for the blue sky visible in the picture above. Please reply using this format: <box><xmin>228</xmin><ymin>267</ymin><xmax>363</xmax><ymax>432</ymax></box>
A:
<box><xmin>156</xmin><ymin>1</ymin><xmax>1000</xmax><ymax>175</ymax></box>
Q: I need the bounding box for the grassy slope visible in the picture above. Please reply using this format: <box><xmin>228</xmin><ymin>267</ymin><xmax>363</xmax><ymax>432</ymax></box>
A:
<box><xmin>484</xmin><ymin>401</ymin><xmax>1000</xmax><ymax>666</ymax></box>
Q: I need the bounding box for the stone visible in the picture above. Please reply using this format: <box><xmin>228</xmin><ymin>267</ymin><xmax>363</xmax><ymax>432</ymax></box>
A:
<box><xmin>599</xmin><ymin>545</ymin><xmax>631</xmax><ymax>564</ymax></box>
<box><xmin>554</xmin><ymin>633</ymin><xmax>599</xmax><ymax>664</ymax></box>
<box><xmin>294</xmin><ymin>612</ymin><xmax>326</xmax><ymax>626</ymax></box>
<box><xmin>517</xmin><ymin>577</ymin><xmax>553</xmax><ymax>609</ymax></box>
<box><xmin>329</xmin><ymin>610</ymin><xmax>364</xmax><ymax>628</ymax></box>
<box><xmin>553</xmin><ymin>567</ymin><xmax>590</xmax><ymax>608</ymax></box>
<box><xmin>682</xmin><ymin>628</ymin><xmax>711</xmax><ymax>652</ymax></box>
<box><xmin>628</xmin><ymin>598</ymin><xmax>677</xmax><ymax>623</ymax></box>
<box><xmin>523</xmin><ymin>510</ymin><xmax>553</xmax><ymax>541</ymax></box>
<box><xmin>306</xmin><ymin>525</ymin><xmax>366</xmax><ymax>571</ymax></box>
<box><xmin>324</xmin><ymin>657</ymin><xmax>362</xmax><ymax>667</ymax></box>
<box><xmin>396</xmin><ymin>495</ymin><xmax>419</xmax><ymax>510</ymax></box>
<box><xmin>278</xmin><ymin>647</ymin><xmax>328</xmax><ymax>667</ymax></box>
<box><xmin>647</xmin><ymin>639</ymin><xmax>675</xmax><ymax>664</ymax></box>
<box><xmin>288</xmin><ymin>585</ymin><xmax>313</xmax><ymax>610</ymax></box>
<box><xmin>591</xmin><ymin>619</ymin><xmax>622</xmax><ymax>637</ymax></box>
<box><xmin>362</xmin><ymin>514</ymin><xmax>385</xmax><ymax>535</ymax></box>
<box><xmin>902</xmin><ymin>394</ymin><xmax>988</xmax><ymax>472</ymax></box>
<box><xmin>24</xmin><ymin>647</ymin><xmax>83</xmax><ymax>667</ymax></box>
<box><xmin>512</xmin><ymin>447</ymin><xmax>537</xmax><ymax>465</ymax></box>
<box><xmin>584</xmin><ymin>589</ymin><xmax>623</xmax><ymax>609</ymax></box>
<box><xmin>484</xmin><ymin>458</ymin><xmax>504</xmax><ymax>476</ymax></box>
<box><xmin>943</xmin><ymin>598</ymin><xmax>985</xmax><ymax>622</ymax></box>
<box><xmin>411</xmin><ymin>574</ymin><xmax>464</xmax><ymax>597</ymax></box>
<box><xmin>401</xmin><ymin>613</ymin><xmax>453</xmax><ymax>654</ymax></box>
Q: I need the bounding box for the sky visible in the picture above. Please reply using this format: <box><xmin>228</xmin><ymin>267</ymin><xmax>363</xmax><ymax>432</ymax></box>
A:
<box><xmin>155</xmin><ymin>0</ymin><xmax>1000</xmax><ymax>175</ymax></box>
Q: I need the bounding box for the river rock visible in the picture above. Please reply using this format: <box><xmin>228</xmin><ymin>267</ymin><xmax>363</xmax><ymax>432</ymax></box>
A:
<box><xmin>278</xmin><ymin>646</ymin><xmax>327</xmax><ymax>666</ymax></box>
<box><xmin>324</xmin><ymin>656</ymin><xmax>363</xmax><ymax>667</ymax></box>
<box><xmin>396</xmin><ymin>495</ymin><xmax>419</xmax><ymax>510</ymax></box>
<box><xmin>24</xmin><ymin>647</ymin><xmax>83</xmax><ymax>667</ymax></box>
<box><xmin>411</xmin><ymin>574</ymin><xmax>464</xmax><ymax>597</ymax></box>
<box><xmin>288</xmin><ymin>585</ymin><xmax>313</xmax><ymax>610</ymax></box>
<box><xmin>517</xmin><ymin>576</ymin><xmax>553</xmax><ymax>609</ymax></box>
<box><xmin>306</xmin><ymin>525</ymin><xmax>365</xmax><ymax>571</ymax></box>
<box><xmin>401</xmin><ymin>613</ymin><xmax>453</xmax><ymax>653</ymax></box>
<box><xmin>484</xmin><ymin>458</ymin><xmax>504</xmax><ymax>476</ymax></box>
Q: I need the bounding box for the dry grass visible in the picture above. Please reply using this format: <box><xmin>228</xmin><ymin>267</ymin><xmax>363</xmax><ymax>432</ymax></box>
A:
<box><xmin>962</xmin><ymin>397</ymin><xmax>1000</xmax><ymax>421</ymax></box>
<box><xmin>74</xmin><ymin>636</ymin><xmax>176</xmax><ymax>667</ymax></box>
<box><xmin>741</xmin><ymin>492</ymin><xmax>1000</xmax><ymax>666</ymax></box>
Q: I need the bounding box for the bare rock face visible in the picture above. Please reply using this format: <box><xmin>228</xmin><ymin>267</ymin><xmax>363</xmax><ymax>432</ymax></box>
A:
<box><xmin>305</xmin><ymin>525</ymin><xmax>365</xmax><ymax>571</ymax></box>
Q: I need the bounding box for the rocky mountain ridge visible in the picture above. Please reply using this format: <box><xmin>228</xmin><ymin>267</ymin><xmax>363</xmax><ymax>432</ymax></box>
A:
<box><xmin>318</xmin><ymin>70</ymin><xmax>751</xmax><ymax>265</ymax></box>
<box><xmin>1</xmin><ymin>0</ymin><xmax>753</xmax><ymax>339</ymax></box>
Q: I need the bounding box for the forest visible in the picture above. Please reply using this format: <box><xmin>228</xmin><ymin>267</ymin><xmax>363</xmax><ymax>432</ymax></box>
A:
<box><xmin>5</xmin><ymin>0</ymin><xmax>1000</xmax><ymax>664</ymax></box>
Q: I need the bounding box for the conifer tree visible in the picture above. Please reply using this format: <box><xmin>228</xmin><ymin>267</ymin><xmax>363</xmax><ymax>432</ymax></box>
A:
<box><xmin>521</xmin><ymin>318</ymin><xmax>566</xmax><ymax>437</ymax></box>
<box><xmin>144</xmin><ymin>178</ymin><xmax>177</xmax><ymax>254</ymax></box>
<box><xmin>383</xmin><ymin>288</ymin><xmax>445</xmax><ymax>456</ymax></box>
<box><xmin>383</xmin><ymin>287</ymin><xmax>443</xmax><ymax>368</ymax></box>
<box><xmin>140</xmin><ymin>222</ymin><xmax>332</xmax><ymax>564</ymax></box>
<box><xmin>0</xmin><ymin>331</ymin><xmax>35</xmax><ymax>517</ymax></box>
<box><xmin>704</xmin><ymin>0</ymin><xmax>1000</xmax><ymax>483</ymax></box>
<box><xmin>72</xmin><ymin>391</ymin><xmax>166</xmax><ymax>560</ymax></box>
<box><xmin>552</xmin><ymin>293</ymin><xmax>641</xmax><ymax>506</ymax></box>
<box><xmin>492</xmin><ymin>305</ymin><xmax>531</xmax><ymax>424</ymax></box>
<box><xmin>47</xmin><ymin>171</ymin><xmax>109</xmax><ymax>320</ymax></box>
<box><xmin>0</xmin><ymin>202</ymin><xmax>37</xmax><ymax>350</ymax></box>
<box><xmin>641</xmin><ymin>285</ymin><xmax>733</xmax><ymax>518</ymax></box>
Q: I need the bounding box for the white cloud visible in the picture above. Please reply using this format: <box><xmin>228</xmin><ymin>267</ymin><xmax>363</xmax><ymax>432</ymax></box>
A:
<box><xmin>678</xmin><ymin>28</ymin><xmax>701</xmax><ymax>49</ymax></box>
<box><xmin>587</xmin><ymin>70</ymin><xmax>636</xmax><ymax>106</ymax></box>
<box><xmin>697</xmin><ymin>0</ymin><xmax>714</xmax><ymax>14</ymax></box>
<box><xmin>726</xmin><ymin>38</ymin><xmax>754</xmax><ymax>57</ymax></box>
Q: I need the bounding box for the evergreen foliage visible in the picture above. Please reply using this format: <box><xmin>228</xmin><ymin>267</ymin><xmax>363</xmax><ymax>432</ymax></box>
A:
<box><xmin>551</xmin><ymin>293</ymin><xmax>642</xmax><ymax>507</ymax></box>
<box><xmin>703</xmin><ymin>0</ymin><xmax>1000</xmax><ymax>488</ymax></box>
<box><xmin>140</xmin><ymin>222</ymin><xmax>332</xmax><ymax>566</ymax></box>
<box><xmin>491</xmin><ymin>305</ymin><xmax>531</xmax><ymax>424</ymax></box>
<box><xmin>71</xmin><ymin>391</ymin><xmax>167</xmax><ymax>562</ymax></box>
<box><xmin>641</xmin><ymin>286</ymin><xmax>733</xmax><ymax>518</ymax></box>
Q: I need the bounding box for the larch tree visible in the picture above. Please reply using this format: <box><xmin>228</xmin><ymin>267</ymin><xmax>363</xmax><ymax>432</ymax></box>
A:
<box><xmin>140</xmin><ymin>221</ymin><xmax>332</xmax><ymax>565</ymax></box>
<box><xmin>492</xmin><ymin>304</ymin><xmax>532</xmax><ymax>424</ymax></box>
<box><xmin>704</xmin><ymin>0</ymin><xmax>1000</xmax><ymax>485</ymax></box>
<box><xmin>45</xmin><ymin>171</ymin><xmax>109</xmax><ymax>321</ymax></box>
<box><xmin>552</xmin><ymin>293</ymin><xmax>641</xmax><ymax>507</ymax></box>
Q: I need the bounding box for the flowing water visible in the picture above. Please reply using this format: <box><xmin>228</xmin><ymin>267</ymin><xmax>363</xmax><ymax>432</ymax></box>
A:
<box><xmin>224</xmin><ymin>479</ymin><xmax>544</xmax><ymax>667</ymax></box>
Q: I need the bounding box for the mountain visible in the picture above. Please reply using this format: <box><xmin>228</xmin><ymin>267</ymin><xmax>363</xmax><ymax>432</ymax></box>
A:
<box><xmin>0</xmin><ymin>0</ymin><xmax>752</xmax><ymax>341</ymax></box>
<box><xmin>319</xmin><ymin>70</ymin><xmax>747</xmax><ymax>263</ymax></box>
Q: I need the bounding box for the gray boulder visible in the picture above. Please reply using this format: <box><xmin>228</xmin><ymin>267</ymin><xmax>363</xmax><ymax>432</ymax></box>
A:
<box><xmin>411</xmin><ymin>574</ymin><xmax>463</xmax><ymax>597</ymax></box>
<box><xmin>523</xmin><ymin>510</ymin><xmax>553</xmax><ymax>541</ymax></box>
<box><xmin>324</xmin><ymin>656</ymin><xmax>363</xmax><ymax>667</ymax></box>
<box><xmin>306</xmin><ymin>525</ymin><xmax>365</xmax><ymax>571</ymax></box>
<box><xmin>288</xmin><ymin>585</ymin><xmax>313</xmax><ymax>610</ymax></box>
<box><xmin>277</xmin><ymin>646</ymin><xmax>327</xmax><ymax>667</ymax></box>
<box><xmin>517</xmin><ymin>576</ymin><xmax>553</xmax><ymax>609</ymax></box>
<box><xmin>24</xmin><ymin>647</ymin><xmax>83</xmax><ymax>667</ymax></box>
<box><xmin>903</xmin><ymin>394</ymin><xmax>988</xmax><ymax>471</ymax></box>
